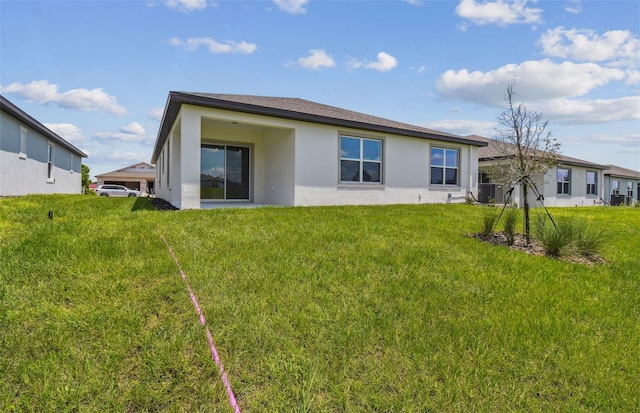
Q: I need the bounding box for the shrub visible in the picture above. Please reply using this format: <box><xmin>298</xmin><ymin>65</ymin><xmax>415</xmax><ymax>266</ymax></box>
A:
<box><xmin>534</xmin><ymin>214</ymin><xmax>573</xmax><ymax>257</ymax></box>
<box><xmin>572</xmin><ymin>220</ymin><xmax>607</xmax><ymax>257</ymax></box>
<box><xmin>481</xmin><ymin>207</ymin><xmax>499</xmax><ymax>237</ymax></box>
<box><xmin>535</xmin><ymin>214</ymin><xmax>607</xmax><ymax>258</ymax></box>
<box><xmin>502</xmin><ymin>206</ymin><xmax>519</xmax><ymax>245</ymax></box>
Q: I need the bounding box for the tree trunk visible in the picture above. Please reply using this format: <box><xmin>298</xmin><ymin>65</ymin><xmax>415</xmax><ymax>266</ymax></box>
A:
<box><xmin>523</xmin><ymin>183</ymin><xmax>531</xmax><ymax>244</ymax></box>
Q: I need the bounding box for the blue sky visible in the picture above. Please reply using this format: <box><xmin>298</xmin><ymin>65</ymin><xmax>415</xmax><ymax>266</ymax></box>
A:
<box><xmin>1</xmin><ymin>0</ymin><xmax>638</xmax><ymax>178</ymax></box>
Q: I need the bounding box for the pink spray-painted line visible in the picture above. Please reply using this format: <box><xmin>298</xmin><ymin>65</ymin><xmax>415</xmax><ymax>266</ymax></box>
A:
<box><xmin>161</xmin><ymin>235</ymin><xmax>241</xmax><ymax>413</ymax></box>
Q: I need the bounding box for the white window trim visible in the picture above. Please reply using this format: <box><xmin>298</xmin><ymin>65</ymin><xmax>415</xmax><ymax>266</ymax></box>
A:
<box><xmin>19</xmin><ymin>126</ymin><xmax>27</xmax><ymax>159</ymax></box>
<box><xmin>430</xmin><ymin>146</ymin><xmax>460</xmax><ymax>187</ymax></box>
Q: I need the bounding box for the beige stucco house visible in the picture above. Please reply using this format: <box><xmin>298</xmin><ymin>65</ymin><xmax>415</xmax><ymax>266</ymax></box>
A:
<box><xmin>151</xmin><ymin>92</ymin><xmax>487</xmax><ymax>209</ymax></box>
<box><xmin>95</xmin><ymin>162</ymin><xmax>155</xmax><ymax>195</ymax></box>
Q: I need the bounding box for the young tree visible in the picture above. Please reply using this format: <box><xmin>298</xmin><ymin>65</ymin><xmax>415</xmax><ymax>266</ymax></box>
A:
<box><xmin>489</xmin><ymin>81</ymin><xmax>560</xmax><ymax>243</ymax></box>
<box><xmin>81</xmin><ymin>164</ymin><xmax>91</xmax><ymax>193</ymax></box>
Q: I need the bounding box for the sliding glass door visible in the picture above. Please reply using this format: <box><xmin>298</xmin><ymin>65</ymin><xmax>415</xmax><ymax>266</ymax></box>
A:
<box><xmin>201</xmin><ymin>144</ymin><xmax>250</xmax><ymax>200</ymax></box>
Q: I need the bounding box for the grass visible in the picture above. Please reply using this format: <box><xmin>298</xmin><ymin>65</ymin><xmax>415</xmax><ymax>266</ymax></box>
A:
<box><xmin>501</xmin><ymin>206</ymin><xmax>519</xmax><ymax>246</ymax></box>
<box><xmin>1</xmin><ymin>196</ymin><xmax>639</xmax><ymax>412</ymax></box>
<box><xmin>534</xmin><ymin>213</ymin><xmax>608</xmax><ymax>258</ymax></box>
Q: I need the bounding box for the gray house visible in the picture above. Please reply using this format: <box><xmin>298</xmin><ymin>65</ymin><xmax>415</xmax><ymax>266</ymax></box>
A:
<box><xmin>470</xmin><ymin>135</ymin><xmax>608</xmax><ymax>207</ymax></box>
<box><xmin>0</xmin><ymin>95</ymin><xmax>87</xmax><ymax>196</ymax></box>
<box><xmin>603</xmin><ymin>165</ymin><xmax>640</xmax><ymax>206</ymax></box>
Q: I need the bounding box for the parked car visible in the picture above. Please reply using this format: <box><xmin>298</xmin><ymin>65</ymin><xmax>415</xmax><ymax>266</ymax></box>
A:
<box><xmin>96</xmin><ymin>184</ymin><xmax>141</xmax><ymax>197</ymax></box>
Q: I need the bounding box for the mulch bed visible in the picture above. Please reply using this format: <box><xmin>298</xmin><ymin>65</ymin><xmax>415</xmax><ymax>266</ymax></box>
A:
<box><xmin>470</xmin><ymin>232</ymin><xmax>607</xmax><ymax>265</ymax></box>
<box><xmin>150</xmin><ymin>197</ymin><xmax>179</xmax><ymax>211</ymax></box>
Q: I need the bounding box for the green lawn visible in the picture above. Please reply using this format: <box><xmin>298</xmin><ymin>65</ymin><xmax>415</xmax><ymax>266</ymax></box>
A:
<box><xmin>1</xmin><ymin>195</ymin><xmax>638</xmax><ymax>412</ymax></box>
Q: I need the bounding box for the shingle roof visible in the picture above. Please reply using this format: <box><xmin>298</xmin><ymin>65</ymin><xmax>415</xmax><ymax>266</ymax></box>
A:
<box><xmin>468</xmin><ymin>135</ymin><xmax>607</xmax><ymax>170</ymax></box>
<box><xmin>604</xmin><ymin>164</ymin><xmax>640</xmax><ymax>179</ymax></box>
<box><xmin>0</xmin><ymin>95</ymin><xmax>87</xmax><ymax>158</ymax></box>
<box><xmin>95</xmin><ymin>162</ymin><xmax>155</xmax><ymax>179</ymax></box>
<box><xmin>152</xmin><ymin>92</ymin><xmax>486</xmax><ymax>163</ymax></box>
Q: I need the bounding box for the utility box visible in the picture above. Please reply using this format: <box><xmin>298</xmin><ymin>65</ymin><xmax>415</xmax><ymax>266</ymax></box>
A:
<box><xmin>610</xmin><ymin>194</ymin><xmax>625</xmax><ymax>206</ymax></box>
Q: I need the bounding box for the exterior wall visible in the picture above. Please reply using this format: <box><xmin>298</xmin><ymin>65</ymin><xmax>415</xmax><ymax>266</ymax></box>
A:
<box><xmin>263</xmin><ymin>128</ymin><xmax>295</xmax><ymax>205</ymax></box>
<box><xmin>160</xmin><ymin>104</ymin><xmax>480</xmax><ymax>209</ymax></box>
<box><xmin>540</xmin><ymin>166</ymin><xmax>604</xmax><ymax>207</ymax></box>
<box><xmin>293</xmin><ymin>125</ymin><xmax>476</xmax><ymax>206</ymax></box>
<box><xmin>1</xmin><ymin>111</ymin><xmax>82</xmax><ymax>196</ymax></box>
<box><xmin>477</xmin><ymin>161</ymin><xmax>605</xmax><ymax>208</ymax></box>
<box><xmin>604</xmin><ymin>175</ymin><xmax>640</xmax><ymax>204</ymax></box>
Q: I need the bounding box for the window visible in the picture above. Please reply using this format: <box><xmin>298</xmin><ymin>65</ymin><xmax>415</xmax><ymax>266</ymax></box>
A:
<box><xmin>70</xmin><ymin>154</ymin><xmax>75</xmax><ymax>173</ymax></box>
<box><xmin>340</xmin><ymin>136</ymin><xmax>382</xmax><ymax>183</ymax></box>
<box><xmin>557</xmin><ymin>168</ymin><xmax>571</xmax><ymax>195</ymax></box>
<box><xmin>612</xmin><ymin>180</ymin><xmax>619</xmax><ymax>195</ymax></box>
<box><xmin>628</xmin><ymin>182</ymin><xmax>633</xmax><ymax>198</ymax></box>
<box><xmin>166</xmin><ymin>139</ymin><xmax>170</xmax><ymax>188</ymax></box>
<box><xmin>431</xmin><ymin>147</ymin><xmax>459</xmax><ymax>186</ymax></box>
<box><xmin>201</xmin><ymin>144</ymin><xmax>251</xmax><ymax>200</ymax></box>
<box><xmin>586</xmin><ymin>171</ymin><xmax>597</xmax><ymax>196</ymax></box>
<box><xmin>47</xmin><ymin>143</ymin><xmax>54</xmax><ymax>182</ymax></box>
<box><xmin>19</xmin><ymin>126</ymin><xmax>27</xmax><ymax>158</ymax></box>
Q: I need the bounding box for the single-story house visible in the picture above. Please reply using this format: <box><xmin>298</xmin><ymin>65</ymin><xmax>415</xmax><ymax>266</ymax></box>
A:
<box><xmin>603</xmin><ymin>165</ymin><xmax>640</xmax><ymax>206</ymax></box>
<box><xmin>151</xmin><ymin>92</ymin><xmax>487</xmax><ymax>209</ymax></box>
<box><xmin>470</xmin><ymin>135</ymin><xmax>608</xmax><ymax>207</ymax></box>
<box><xmin>1</xmin><ymin>95</ymin><xmax>87</xmax><ymax>196</ymax></box>
<box><xmin>95</xmin><ymin>162</ymin><xmax>155</xmax><ymax>195</ymax></box>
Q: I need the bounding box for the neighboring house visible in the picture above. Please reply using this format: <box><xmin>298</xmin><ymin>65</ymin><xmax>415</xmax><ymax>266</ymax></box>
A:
<box><xmin>0</xmin><ymin>95</ymin><xmax>87</xmax><ymax>196</ymax></box>
<box><xmin>470</xmin><ymin>135</ymin><xmax>607</xmax><ymax>207</ymax></box>
<box><xmin>603</xmin><ymin>165</ymin><xmax>640</xmax><ymax>206</ymax></box>
<box><xmin>151</xmin><ymin>92</ymin><xmax>487</xmax><ymax>209</ymax></box>
<box><xmin>95</xmin><ymin>162</ymin><xmax>155</xmax><ymax>195</ymax></box>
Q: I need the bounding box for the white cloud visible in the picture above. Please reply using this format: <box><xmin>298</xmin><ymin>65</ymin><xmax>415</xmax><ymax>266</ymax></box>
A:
<box><xmin>296</xmin><ymin>49</ymin><xmax>335</xmax><ymax>70</ymax></box>
<box><xmin>455</xmin><ymin>0</ymin><xmax>543</xmax><ymax>26</ymax></box>
<box><xmin>564</xmin><ymin>0</ymin><xmax>582</xmax><ymax>14</ymax></box>
<box><xmin>170</xmin><ymin>37</ymin><xmax>257</xmax><ymax>54</ymax></box>
<box><xmin>347</xmin><ymin>52</ymin><xmax>398</xmax><ymax>72</ymax></box>
<box><xmin>436</xmin><ymin>59</ymin><xmax>626</xmax><ymax>105</ymax></box>
<box><xmin>539</xmin><ymin>27</ymin><xmax>640</xmax><ymax>68</ymax></box>
<box><xmin>149</xmin><ymin>107</ymin><xmax>165</xmax><ymax>121</ymax></box>
<box><xmin>164</xmin><ymin>0</ymin><xmax>207</xmax><ymax>12</ymax></box>
<box><xmin>97</xmin><ymin>151</ymin><xmax>151</xmax><ymax>163</ymax></box>
<box><xmin>273</xmin><ymin>0</ymin><xmax>308</xmax><ymax>14</ymax></box>
<box><xmin>93</xmin><ymin>132</ymin><xmax>143</xmax><ymax>143</ymax></box>
<box><xmin>626</xmin><ymin>70</ymin><xmax>640</xmax><ymax>85</ymax></box>
<box><xmin>346</xmin><ymin>57</ymin><xmax>363</xmax><ymax>70</ymax></box>
<box><xmin>365</xmin><ymin>52</ymin><xmax>398</xmax><ymax>72</ymax></box>
<box><xmin>120</xmin><ymin>122</ymin><xmax>145</xmax><ymax>135</ymax></box>
<box><xmin>424</xmin><ymin>119</ymin><xmax>496</xmax><ymax>136</ymax></box>
<box><xmin>403</xmin><ymin>0</ymin><xmax>423</xmax><ymax>5</ymax></box>
<box><xmin>0</xmin><ymin>80</ymin><xmax>126</xmax><ymax>115</ymax></box>
<box><xmin>94</xmin><ymin>122</ymin><xmax>153</xmax><ymax>144</ymax></box>
<box><xmin>44</xmin><ymin>123</ymin><xmax>84</xmax><ymax>144</ymax></box>
<box><xmin>436</xmin><ymin>60</ymin><xmax>637</xmax><ymax>124</ymax></box>
<box><xmin>543</xmin><ymin>96</ymin><xmax>640</xmax><ymax>124</ymax></box>
<box><xmin>563</xmin><ymin>130</ymin><xmax>640</xmax><ymax>148</ymax></box>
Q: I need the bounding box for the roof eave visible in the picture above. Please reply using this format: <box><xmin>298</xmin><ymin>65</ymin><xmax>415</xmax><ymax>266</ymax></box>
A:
<box><xmin>0</xmin><ymin>95</ymin><xmax>88</xmax><ymax>158</ymax></box>
<box><xmin>151</xmin><ymin>92</ymin><xmax>487</xmax><ymax>162</ymax></box>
